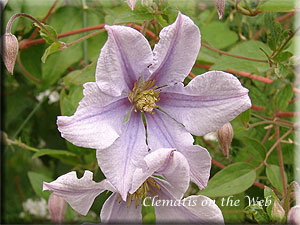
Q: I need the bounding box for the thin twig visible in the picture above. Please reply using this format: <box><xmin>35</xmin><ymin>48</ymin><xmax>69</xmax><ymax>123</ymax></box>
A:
<box><xmin>17</xmin><ymin>54</ymin><xmax>41</xmax><ymax>83</ymax></box>
<box><xmin>28</xmin><ymin>0</ymin><xmax>59</xmax><ymax>40</ymax></box>
<box><xmin>275</xmin><ymin>125</ymin><xmax>287</xmax><ymax>197</ymax></box>
<box><xmin>255</xmin><ymin>128</ymin><xmax>294</xmax><ymax>170</ymax></box>
<box><xmin>201</xmin><ymin>43</ymin><xmax>268</xmax><ymax>63</ymax></box>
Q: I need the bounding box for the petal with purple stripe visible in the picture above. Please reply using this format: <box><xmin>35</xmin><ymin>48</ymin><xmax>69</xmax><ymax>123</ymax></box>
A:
<box><xmin>57</xmin><ymin>82</ymin><xmax>131</xmax><ymax>150</ymax></box>
<box><xmin>159</xmin><ymin>71</ymin><xmax>251</xmax><ymax>136</ymax></box>
<box><xmin>150</xmin><ymin>12</ymin><xmax>201</xmax><ymax>87</ymax></box>
<box><xmin>96</xmin><ymin>25</ymin><xmax>153</xmax><ymax>96</ymax></box>
<box><xmin>96</xmin><ymin>112</ymin><xmax>148</xmax><ymax>201</ymax></box>
<box><xmin>43</xmin><ymin>171</ymin><xmax>115</xmax><ymax>216</ymax></box>
<box><xmin>146</xmin><ymin>111</ymin><xmax>211</xmax><ymax>190</ymax></box>
<box><xmin>100</xmin><ymin>192</ymin><xmax>142</xmax><ymax>223</ymax></box>
<box><xmin>154</xmin><ymin>181</ymin><xmax>224</xmax><ymax>224</ymax></box>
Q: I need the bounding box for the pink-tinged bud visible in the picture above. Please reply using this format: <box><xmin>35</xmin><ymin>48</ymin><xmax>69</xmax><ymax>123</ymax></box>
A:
<box><xmin>48</xmin><ymin>193</ymin><xmax>67</xmax><ymax>224</ymax></box>
<box><xmin>217</xmin><ymin>122</ymin><xmax>233</xmax><ymax>158</ymax></box>
<box><xmin>1</xmin><ymin>33</ymin><xmax>19</xmax><ymax>74</ymax></box>
<box><xmin>271</xmin><ymin>200</ymin><xmax>285</xmax><ymax>223</ymax></box>
<box><xmin>127</xmin><ymin>0</ymin><xmax>137</xmax><ymax>10</ymax></box>
<box><xmin>214</xmin><ymin>0</ymin><xmax>225</xmax><ymax>19</ymax></box>
<box><xmin>288</xmin><ymin>205</ymin><xmax>300</xmax><ymax>225</ymax></box>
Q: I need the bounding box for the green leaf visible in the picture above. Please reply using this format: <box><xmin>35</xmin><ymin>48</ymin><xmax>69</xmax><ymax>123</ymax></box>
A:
<box><xmin>274</xmin><ymin>51</ymin><xmax>293</xmax><ymax>63</ymax></box>
<box><xmin>104</xmin><ymin>8</ymin><xmax>153</xmax><ymax>24</ymax></box>
<box><xmin>63</xmin><ymin>62</ymin><xmax>96</xmax><ymax>85</ymax></box>
<box><xmin>239</xmin><ymin>108</ymin><xmax>251</xmax><ymax>127</ymax></box>
<box><xmin>41</xmin><ymin>41</ymin><xmax>66</xmax><ymax>63</ymax></box>
<box><xmin>264</xmin><ymin>187</ymin><xmax>279</xmax><ymax>219</ymax></box>
<box><xmin>211</xmin><ymin>41</ymin><xmax>271</xmax><ymax>74</ymax></box>
<box><xmin>198</xmin><ymin>162</ymin><xmax>256</xmax><ymax>197</ymax></box>
<box><xmin>259</xmin><ymin>0</ymin><xmax>296</xmax><ymax>12</ymax></box>
<box><xmin>32</xmin><ymin>149</ymin><xmax>77</xmax><ymax>159</ymax></box>
<box><xmin>276</xmin><ymin>83</ymin><xmax>293</xmax><ymax>110</ymax></box>
<box><xmin>243</xmin><ymin>137</ymin><xmax>266</xmax><ymax>168</ymax></box>
<box><xmin>200</xmin><ymin>22</ymin><xmax>238</xmax><ymax>50</ymax></box>
<box><xmin>266</xmin><ymin>164</ymin><xmax>288</xmax><ymax>195</ymax></box>
<box><xmin>245</xmin><ymin>204</ymin><xmax>270</xmax><ymax>224</ymax></box>
<box><xmin>34</xmin><ymin>23</ymin><xmax>58</xmax><ymax>44</ymax></box>
<box><xmin>41</xmin><ymin>7</ymin><xmax>84</xmax><ymax>89</ymax></box>
<box><xmin>27</xmin><ymin>171</ymin><xmax>52</xmax><ymax>200</ymax></box>
<box><xmin>60</xmin><ymin>85</ymin><xmax>84</xmax><ymax>116</ymax></box>
<box><xmin>216</xmin><ymin>193</ymin><xmax>245</xmax><ymax>223</ymax></box>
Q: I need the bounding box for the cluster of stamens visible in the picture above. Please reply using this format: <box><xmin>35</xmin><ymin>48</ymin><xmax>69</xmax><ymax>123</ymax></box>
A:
<box><xmin>116</xmin><ymin>177</ymin><xmax>161</xmax><ymax>207</ymax></box>
<box><xmin>128</xmin><ymin>77</ymin><xmax>160</xmax><ymax>113</ymax></box>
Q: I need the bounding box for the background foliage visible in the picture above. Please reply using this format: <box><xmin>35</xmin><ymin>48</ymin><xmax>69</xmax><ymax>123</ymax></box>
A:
<box><xmin>2</xmin><ymin>0</ymin><xmax>299</xmax><ymax>223</ymax></box>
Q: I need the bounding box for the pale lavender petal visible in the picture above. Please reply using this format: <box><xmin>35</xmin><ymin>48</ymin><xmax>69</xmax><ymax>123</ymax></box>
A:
<box><xmin>130</xmin><ymin>149</ymin><xmax>190</xmax><ymax>200</ymax></box>
<box><xmin>146</xmin><ymin>111</ymin><xmax>211</xmax><ymax>190</ymax></box>
<box><xmin>159</xmin><ymin>71</ymin><xmax>251</xmax><ymax>136</ymax></box>
<box><xmin>96</xmin><ymin>25</ymin><xmax>153</xmax><ymax>96</ymax></box>
<box><xmin>100</xmin><ymin>192</ymin><xmax>142</xmax><ymax>223</ymax></box>
<box><xmin>214</xmin><ymin>0</ymin><xmax>225</xmax><ymax>19</ymax></box>
<box><xmin>287</xmin><ymin>205</ymin><xmax>300</xmax><ymax>225</ymax></box>
<box><xmin>153</xmin><ymin>181</ymin><xmax>224</xmax><ymax>224</ymax></box>
<box><xmin>57</xmin><ymin>82</ymin><xmax>131</xmax><ymax>150</ymax></box>
<box><xmin>96</xmin><ymin>112</ymin><xmax>148</xmax><ymax>201</ymax></box>
<box><xmin>150</xmin><ymin>12</ymin><xmax>200</xmax><ymax>87</ymax></box>
<box><xmin>127</xmin><ymin>0</ymin><xmax>137</xmax><ymax>10</ymax></box>
<box><xmin>43</xmin><ymin>171</ymin><xmax>115</xmax><ymax>216</ymax></box>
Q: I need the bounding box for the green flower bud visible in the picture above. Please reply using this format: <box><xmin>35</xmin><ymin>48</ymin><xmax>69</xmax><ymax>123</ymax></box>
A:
<box><xmin>141</xmin><ymin>0</ymin><xmax>153</xmax><ymax>8</ymax></box>
<box><xmin>271</xmin><ymin>200</ymin><xmax>285</xmax><ymax>223</ymax></box>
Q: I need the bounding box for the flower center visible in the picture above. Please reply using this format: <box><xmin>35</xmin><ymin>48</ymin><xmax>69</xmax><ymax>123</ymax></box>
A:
<box><xmin>116</xmin><ymin>177</ymin><xmax>160</xmax><ymax>207</ymax></box>
<box><xmin>128</xmin><ymin>78</ymin><xmax>160</xmax><ymax>113</ymax></box>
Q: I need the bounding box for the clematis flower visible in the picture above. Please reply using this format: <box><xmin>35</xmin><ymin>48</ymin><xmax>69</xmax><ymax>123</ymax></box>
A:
<box><xmin>43</xmin><ymin>149</ymin><xmax>224</xmax><ymax>223</ymax></box>
<box><xmin>57</xmin><ymin>12</ymin><xmax>251</xmax><ymax>200</ymax></box>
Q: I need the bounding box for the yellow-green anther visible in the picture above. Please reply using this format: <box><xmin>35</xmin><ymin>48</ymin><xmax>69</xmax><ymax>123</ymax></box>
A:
<box><xmin>125</xmin><ymin>177</ymin><xmax>160</xmax><ymax>208</ymax></box>
<box><xmin>128</xmin><ymin>78</ymin><xmax>160</xmax><ymax>113</ymax></box>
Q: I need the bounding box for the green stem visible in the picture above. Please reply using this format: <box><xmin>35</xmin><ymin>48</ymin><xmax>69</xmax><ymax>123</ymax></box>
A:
<box><xmin>6</xmin><ymin>138</ymin><xmax>39</xmax><ymax>152</ymax></box>
<box><xmin>272</xmin><ymin>26</ymin><xmax>300</xmax><ymax>59</ymax></box>
<box><xmin>12</xmin><ymin>90</ymin><xmax>50</xmax><ymax>139</ymax></box>
<box><xmin>6</xmin><ymin>13</ymin><xmax>58</xmax><ymax>43</ymax></box>
<box><xmin>66</xmin><ymin>29</ymin><xmax>105</xmax><ymax>47</ymax></box>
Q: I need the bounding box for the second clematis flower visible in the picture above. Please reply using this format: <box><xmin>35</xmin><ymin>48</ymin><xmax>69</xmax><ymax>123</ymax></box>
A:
<box><xmin>57</xmin><ymin>12</ymin><xmax>251</xmax><ymax>200</ymax></box>
<box><xmin>43</xmin><ymin>149</ymin><xmax>224</xmax><ymax>223</ymax></box>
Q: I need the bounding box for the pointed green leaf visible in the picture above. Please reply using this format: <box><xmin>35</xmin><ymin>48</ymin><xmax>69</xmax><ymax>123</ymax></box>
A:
<box><xmin>28</xmin><ymin>171</ymin><xmax>52</xmax><ymax>200</ymax></box>
<box><xmin>266</xmin><ymin>164</ymin><xmax>288</xmax><ymax>195</ymax></box>
<box><xmin>245</xmin><ymin>204</ymin><xmax>270</xmax><ymax>224</ymax></box>
<box><xmin>41</xmin><ymin>41</ymin><xmax>66</xmax><ymax>63</ymax></box>
<box><xmin>34</xmin><ymin>23</ymin><xmax>58</xmax><ymax>44</ymax></box>
<box><xmin>198</xmin><ymin>162</ymin><xmax>256</xmax><ymax>197</ymax></box>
